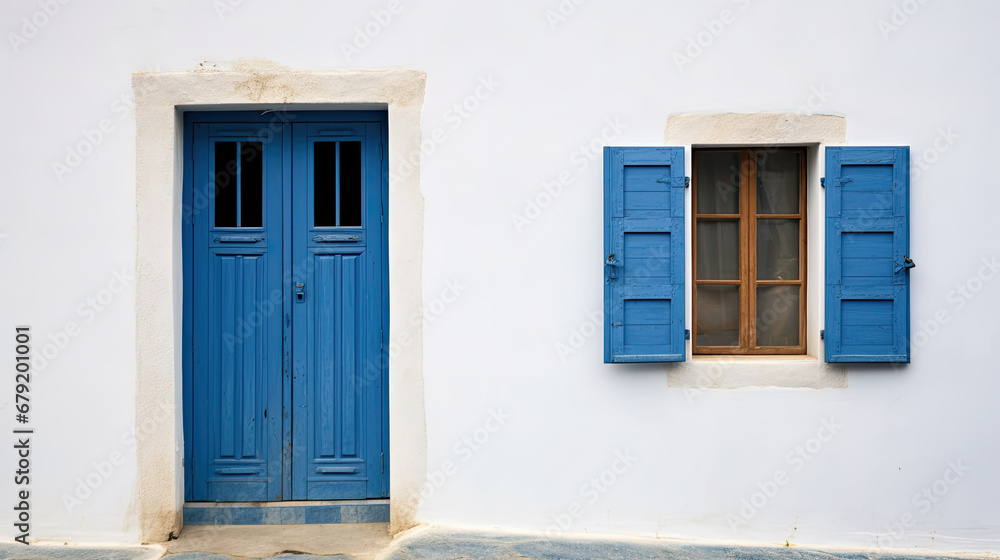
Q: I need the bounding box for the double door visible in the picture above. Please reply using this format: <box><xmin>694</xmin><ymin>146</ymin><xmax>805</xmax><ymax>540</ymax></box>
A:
<box><xmin>184</xmin><ymin>113</ymin><xmax>388</xmax><ymax>501</ymax></box>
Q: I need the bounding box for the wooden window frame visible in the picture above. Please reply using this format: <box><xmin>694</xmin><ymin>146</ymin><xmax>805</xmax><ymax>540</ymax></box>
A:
<box><xmin>692</xmin><ymin>147</ymin><xmax>807</xmax><ymax>355</ymax></box>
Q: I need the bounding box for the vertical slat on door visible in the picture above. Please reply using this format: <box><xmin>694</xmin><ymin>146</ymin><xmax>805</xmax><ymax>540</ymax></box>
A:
<box><xmin>241</xmin><ymin>256</ymin><xmax>259</xmax><ymax>458</ymax></box>
<box><xmin>316</xmin><ymin>255</ymin><xmax>338</xmax><ymax>459</ymax></box>
<box><xmin>220</xmin><ymin>256</ymin><xmax>236</xmax><ymax>458</ymax></box>
<box><xmin>341</xmin><ymin>254</ymin><xmax>357</xmax><ymax>458</ymax></box>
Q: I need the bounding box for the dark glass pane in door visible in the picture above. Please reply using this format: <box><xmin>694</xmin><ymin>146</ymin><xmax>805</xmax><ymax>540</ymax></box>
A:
<box><xmin>314</xmin><ymin>142</ymin><xmax>337</xmax><ymax>227</ymax></box>
<box><xmin>214</xmin><ymin>141</ymin><xmax>238</xmax><ymax>227</ymax></box>
<box><xmin>241</xmin><ymin>142</ymin><xmax>263</xmax><ymax>227</ymax></box>
<box><xmin>339</xmin><ymin>142</ymin><xmax>362</xmax><ymax>227</ymax></box>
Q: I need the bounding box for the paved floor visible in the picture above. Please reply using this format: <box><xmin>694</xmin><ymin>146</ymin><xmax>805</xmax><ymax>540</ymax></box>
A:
<box><xmin>1</xmin><ymin>525</ymin><xmax>997</xmax><ymax>560</ymax></box>
<box><xmin>383</xmin><ymin>528</ymin><xmax>997</xmax><ymax>560</ymax></box>
<box><xmin>165</xmin><ymin>522</ymin><xmax>390</xmax><ymax>559</ymax></box>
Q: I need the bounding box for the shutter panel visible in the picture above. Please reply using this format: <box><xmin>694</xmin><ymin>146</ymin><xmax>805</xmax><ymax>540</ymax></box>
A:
<box><xmin>825</xmin><ymin>146</ymin><xmax>911</xmax><ymax>362</ymax></box>
<box><xmin>604</xmin><ymin>147</ymin><xmax>686</xmax><ymax>363</ymax></box>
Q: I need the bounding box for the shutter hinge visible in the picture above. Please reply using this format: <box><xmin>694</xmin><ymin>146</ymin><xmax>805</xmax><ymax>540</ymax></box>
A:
<box><xmin>820</xmin><ymin>177</ymin><xmax>826</xmax><ymax>188</ymax></box>
<box><xmin>820</xmin><ymin>329</ymin><xmax>825</xmax><ymax>340</ymax></box>
<box><xmin>685</xmin><ymin>329</ymin><xmax>691</xmax><ymax>340</ymax></box>
<box><xmin>379</xmin><ymin>141</ymin><xmax>383</xmax><ymax>162</ymax></box>
<box><xmin>684</xmin><ymin>177</ymin><xmax>691</xmax><ymax>188</ymax></box>
<box><xmin>380</xmin><ymin>452</ymin><xmax>384</xmax><ymax>474</ymax></box>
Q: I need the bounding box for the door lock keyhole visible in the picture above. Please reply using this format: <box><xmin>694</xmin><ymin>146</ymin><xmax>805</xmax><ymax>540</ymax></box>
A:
<box><xmin>295</xmin><ymin>282</ymin><xmax>305</xmax><ymax>303</ymax></box>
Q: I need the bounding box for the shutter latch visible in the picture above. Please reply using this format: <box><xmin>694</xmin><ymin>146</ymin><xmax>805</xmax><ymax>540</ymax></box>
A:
<box><xmin>685</xmin><ymin>329</ymin><xmax>691</xmax><ymax>341</ymax></box>
<box><xmin>895</xmin><ymin>255</ymin><xmax>916</xmax><ymax>273</ymax></box>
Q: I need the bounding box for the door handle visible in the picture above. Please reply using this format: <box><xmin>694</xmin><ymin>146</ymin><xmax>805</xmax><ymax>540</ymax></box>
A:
<box><xmin>605</xmin><ymin>253</ymin><xmax>620</xmax><ymax>281</ymax></box>
<box><xmin>295</xmin><ymin>282</ymin><xmax>305</xmax><ymax>303</ymax></box>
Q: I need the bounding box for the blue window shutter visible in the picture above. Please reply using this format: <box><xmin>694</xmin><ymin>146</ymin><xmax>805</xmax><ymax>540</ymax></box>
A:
<box><xmin>604</xmin><ymin>147</ymin><xmax>686</xmax><ymax>363</ymax></box>
<box><xmin>825</xmin><ymin>146</ymin><xmax>911</xmax><ymax>362</ymax></box>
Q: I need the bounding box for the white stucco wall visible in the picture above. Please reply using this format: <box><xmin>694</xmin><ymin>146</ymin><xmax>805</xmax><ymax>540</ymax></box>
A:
<box><xmin>1</xmin><ymin>0</ymin><xmax>999</xmax><ymax>551</ymax></box>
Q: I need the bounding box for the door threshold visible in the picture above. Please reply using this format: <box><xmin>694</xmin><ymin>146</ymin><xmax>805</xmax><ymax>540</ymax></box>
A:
<box><xmin>183</xmin><ymin>499</ymin><xmax>389</xmax><ymax>525</ymax></box>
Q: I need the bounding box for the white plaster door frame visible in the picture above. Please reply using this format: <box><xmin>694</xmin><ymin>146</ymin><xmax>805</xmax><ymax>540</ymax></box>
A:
<box><xmin>133</xmin><ymin>64</ymin><xmax>427</xmax><ymax>543</ymax></box>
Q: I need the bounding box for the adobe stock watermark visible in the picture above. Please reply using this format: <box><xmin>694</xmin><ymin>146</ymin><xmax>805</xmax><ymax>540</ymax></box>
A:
<box><xmin>903</xmin><ymin>255</ymin><xmax>998</xmax><ymax>362</ymax></box>
<box><xmin>878</xmin><ymin>0</ymin><xmax>930</xmax><ymax>42</ymax></box>
<box><xmin>340</xmin><ymin>0</ymin><xmax>403</xmax><ymax>63</ymax></box>
<box><xmin>876</xmin><ymin>459</ymin><xmax>971</xmax><ymax>547</ymax></box>
<box><xmin>420</xmin><ymin>408</ymin><xmax>510</xmax><ymax>500</ymax></box>
<box><xmin>510</xmin><ymin>117</ymin><xmax>626</xmax><ymax>234</ymax></box>
<box><xmin>545</xmin><ymin>0</ymin><xmax>587</xmax><ymax>31</ymax></box>
<box><xmin>390</xmin><ymin>75</ymin><xmax>500</xmax><ymax>184</ymax></box>
<box><xmin>911</xmin><ymin>127</ymin><xmax>958</xmax><ymax>181</ymax></box>
<box><xmin>7</xmin><ymin>0</ymin><xmax>73</xmax><ymax>54</ymax></box>
<box><xmin>726</xmin><ymin>417</ymin><xmax>842</xmax><ymax>532</ymax></box>
<box><xmin>555</xmin><ymin>310</ymin><xmax>603</xmax><ymax>362</ymax></box>
<box><xmin>683</xmin><ymin>279</ymin><xmax>800</xmax><ymax>404</ymax></box>
<box><xmin>213</xmin><ymin>0</ymin><xmax>252</xmax><ymax>21</ymax></box>
<box><xmin>51</xmin><ymin>75</ymin><xmax>163</xmax><ymax>183</ymax></box>
<box><xmin>180</xmin><ymin>110</ymin><xmax>295</xmax><ymax>224</ymax></box>
<box><xmin>673</xmin><ymin>0</ymin><xmax>752</xmax><ymax>72</ymax></box>
<box><xmin>795</xmin><ymin>85</ymin><xmax>833</xmax><ymax>116</ymax></box>
<box><xmin>62</xmin><ymin>399</ymin><xmax>172</xmax><ymax>512</ymax></box>
<box><xmin>31</xmin><ymin>268</ymin><xmax>133</xmax><ymax>373</ymax></box>
<box><xmin>545</xmin><ymin>449</ymin><xmax>639</xmax><ymax>536</ymax></box>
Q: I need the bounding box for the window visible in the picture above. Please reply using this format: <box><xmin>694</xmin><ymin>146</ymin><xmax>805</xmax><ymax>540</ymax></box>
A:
<box><xmin>603</xmin><ymin>141</ymin><xmax>912</xmax><ymax>365</ymax></box>
<box><xmin>692</xmin><ymin>148</ymin><xmax>806</xmax><ymax>355</ymax></box>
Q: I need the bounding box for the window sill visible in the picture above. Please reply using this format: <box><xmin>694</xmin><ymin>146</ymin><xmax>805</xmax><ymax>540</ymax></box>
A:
<box><xmin>667</xmin><ymin>350</ymin><xmax>847</xmax><ymax>390</ymax></box>
<box><xmin>691</xmin><ymin>354</ymin><xmax>817</xmax><ymax>361</ymax></box>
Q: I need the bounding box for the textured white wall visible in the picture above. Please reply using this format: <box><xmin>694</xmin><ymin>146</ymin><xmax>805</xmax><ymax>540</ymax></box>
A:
<box><xmin>1</xmin><ymin>0</ymin><xmax>998</xmax><ymax>550</ymax></box>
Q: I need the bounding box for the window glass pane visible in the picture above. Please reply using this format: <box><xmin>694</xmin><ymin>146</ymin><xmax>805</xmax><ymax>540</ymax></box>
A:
<box><xmin>214</xmin><ymin>141</ymin><xmax>238</xmax><ymax>227</ymax></box>
<box><xmin>240</xmin><ymin>142</ymin><xmax>263</xmax><ymax>227</ymax></box>
<box><xmin>696</xmin><ymin>151</ymin><xmax>740</xmax><ymax>214</ymax></box>
<box><xmin>697</xmin><ymin>285</ymin><xmax>740</xmax><ymax>347</ymax></box>
<box><xmin>339</xmin><ymin>141</ymin><xmax>362</xmax><ymax>227</ymax></box>
<box><xmin>757</xmin><ymin>219</ymin><xmax>799</xmax><ymax>280</ymax></box>
<box><xmin>757</xmin><ymin>151</ymin><xmax>800</xmax><ymax>214</ymax></box>
<box><xmin>696</xmin><ymin>220</ymin><xmax>739</xmax><ymax>280</ymax></box>
<box><xmin>757</xmin><ymin>285</ymin><xmax>800</xmax><ymax>346</ymax></box>
<box><xmin>314</xmin><ymin>142</ymin><xmax>337</xmax><ymax>226</ymax></box>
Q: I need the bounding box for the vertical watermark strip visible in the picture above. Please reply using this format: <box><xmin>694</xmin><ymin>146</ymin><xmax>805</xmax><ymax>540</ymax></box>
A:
<box><xmin>13</xmin><ymin>326</ymin><xmax>33</xmax><ymax>545</ymax></box>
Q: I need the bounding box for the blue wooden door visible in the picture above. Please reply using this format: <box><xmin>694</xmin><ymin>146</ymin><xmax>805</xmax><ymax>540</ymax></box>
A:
<box><xmin>185</xmin><ymin>113</ymin><xmax>388</xmax><ymax>502</ymax></box>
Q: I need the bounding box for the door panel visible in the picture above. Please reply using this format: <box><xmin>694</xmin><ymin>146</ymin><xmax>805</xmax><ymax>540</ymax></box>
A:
<box><xmin>190</xmin><ymin>124</ymin><xmax>284</xmax><ymax>501</ymax></box>
<box><xmin>291</xmin><ymin>122</ymin><xmax>386</xmax><ymax>500</ymax></box>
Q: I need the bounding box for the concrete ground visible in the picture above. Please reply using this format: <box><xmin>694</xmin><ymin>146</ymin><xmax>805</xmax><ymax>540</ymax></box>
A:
<box><xmin>1</xmin><ymin>525</ymin><xmax>997</xmax><ymax>560</ymax></box>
